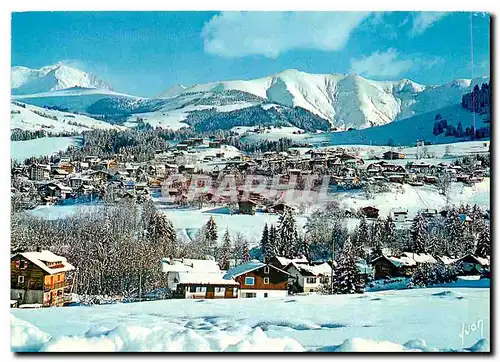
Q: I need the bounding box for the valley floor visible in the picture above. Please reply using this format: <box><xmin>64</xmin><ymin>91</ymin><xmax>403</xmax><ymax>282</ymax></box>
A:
<box><xmin>11</xmin><ymin>281</ymin><xmax>489</xmax><ymax>352</ymax></box>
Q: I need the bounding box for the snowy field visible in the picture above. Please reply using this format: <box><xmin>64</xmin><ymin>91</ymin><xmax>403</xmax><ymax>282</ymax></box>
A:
<box><xmin>11</xmin><ymin>102</ymin><xmax>121</xmax><ymax>134</ymax></box>
<box><xmin>11</xmin><ymin>283</ymin><xmax>489</xmax><ymax>352</ymax></box>
<box><xmin>11</xmin><ymin>136</ymin><xmax>82</xmax><ymax>162</ymax></box>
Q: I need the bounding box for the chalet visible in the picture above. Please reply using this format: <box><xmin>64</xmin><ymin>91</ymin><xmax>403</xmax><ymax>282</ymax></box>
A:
<box><xmin>11</xmin><ymin>250</ymin><xmax>75</xmax><ymax>307</ymax></box>
<box><xmin>89</xmin><ymin>170</ymin><xmax>111</xmax><ymax>182</ymax></box>
<box><xmin>52</xmin><ymin>168</ymin><xmax>69</xmax><ymax>180</ymax></box>
<box><xmin>456</xmin><ymin>254</ymin><xmax>490</xmax><ymax>276</ymax></box>
<box><xmin>370</xmin><ymin>252</ymin><xmax>436</xmax><ymax>280</ymax></box>
<box><xmin>162</xmin><ymin>257</ymin><xmax>222</xmax><ymax>290</ymax></box>
<box><xmin>424</xmin><ymin>175</ymin><xmax>437</xmax><ymax>184</ymax></box>
<box><xmin>208</xmin><ymin>140</ymin><xmax>221</xmax><ymax>148</ymax></box>
<box><xmin>361</xmin><ymin>206</ymin><xmax>380</xmax><ymax>219</ymax></box>
<box><xmin>29</xmin><ymin>164</ymin><xmax>50</xmax><ymax>181</ymax></box>
<box><xmin>238</xmin><ymin>200</ymin><xmax>257</xmax><ymax>215</ymax></box>
<box><xmin>178</xmin><ymin>164</ymin><xmax>196</xmax><ymax>173</ymax></box>
<box><xmin>269</xmin><ymin>202</ymin><xmax>295</xmax><ymax>214</ymax></box>
<box><xmin>285</xmin><ymin>262</ymin><xmax>332</xmax><ymax>293</ymax></box>
<box><xmin>69</xmin><ymin>177</ymin><xmax>91</xmax><ymax>189</ymax></box>
<box><xmin>224</xmin><ymin>260</ymin><xmax>290</xmax><ymax>298</ymax></box>
<box><xmin>172</xmin><ymin>273</ymin><xmax>239</xmax><ymax>299</ymax></box>
<box><xmin>58</xmin><ymin>162</ymin><xmax>76</xmax><ymax>174</ymax></box>
<box><xmin>176</xmin><ymin>143</ymin><xmax>189</xmax><ymax>151</ymax></box>
<box><xmin>383</xmin><ymin>151</ymin><xmax>405</xmax><ymax>160</ymax></box>
<box><xmin>386</xmin><ymin>174</ymin><xmax>405</xmax><ymax>183</ymax></box>
<box><xmin>391</xmin><ymin>208</ymin><xmax>408</xmax><ymax>222</ymax></box>
<box><xmin>420</xmin><ymin>208</ymin><xmax>438</xmax><ymax>218</ymax></box>
<box><xmin>38</xmin><ymin>182</ymin><xmax>73</xmax><ymax>199</ymax></box>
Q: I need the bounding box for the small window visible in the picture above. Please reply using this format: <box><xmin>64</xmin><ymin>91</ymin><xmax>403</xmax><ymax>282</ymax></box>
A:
<box><xmin>245</xmin><ymin>277</ymin><xmax>255</xmax><ymax>286</ymax></box>
<box><xmin>264</xmin><ymin>293</ymin><xmax>268</xmax><ymax>298</ymax></box>
<box><xmin>57</xmin><ymin>290</ymin><xmax>63</xmax><ymax>297</ymax></box>
<box><xmin>246</xmin><ymin>292</ymin><xmax>256</xmax><ymax>298</ymax></box>
<box><xmin>189</xmin><ymin>286</ymin><xmax>196</xmax><ymax>293</ymax></box>
<box><xmin>264</xmin><ymin>266</ymin><xmax>270</xmax><ymax>274</ymax></box>
<box><xmin>18</xmin><ymin>276</ymin><xmax>24</xmax><ymax>284</ymax></box>
<box><xmin>306</xmin><ymin>277</ymin><xmax>317</xmax><ymax>284</ymax></box>
<box><xmin>264</xmin><ymin>277</ymin><xmax>270</xmax><ymax>284</ymax></box>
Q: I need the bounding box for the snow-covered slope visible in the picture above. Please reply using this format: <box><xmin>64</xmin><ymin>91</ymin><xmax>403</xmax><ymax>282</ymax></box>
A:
<box><xmin>12</xmin><ymin>63</ymin><xmax>112</xmax><ymax>95</ymax></box>
<box><xmin>243</xmin><ymin>103</ymin><xmax>489</xmax><ymax>147</ymax></box>
<box><xmin>11</xmin><ymin>102</ymin><xmax>123</xmax><ymax>134</ymax></box>
<box><xmin>170</xmin><ymin>69</ymin><xmax>489</xmax><ymax>130</ymax></box>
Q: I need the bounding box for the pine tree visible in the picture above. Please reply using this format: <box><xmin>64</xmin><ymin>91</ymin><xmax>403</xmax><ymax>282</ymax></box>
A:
<box><xmin>444</xmin><ymin>208</ymin><xmax>464</xmax><ymax>257</ymax></box>
<box><xmin>218</xmin><ymin>229</ymin><xmax>232</xmax><ymax>270</ymax></box>
<box><xmin>371</xmin><ymin>217</ymin><xmax>385</xmax><ymax>255</ymax></box>
<box><xmin>332</xmin><ymin>237</ymin><xmax>362</xmax><ymax>294</ymax></box>
<box><xmin>354</xmin><ymin>216</ymin><xmax>369</xmax><ymax>259</ymax></box>
<box><xmin>260</xmin><ymin>223</ymin><xmax>270</xmax><ymax>262</ymax></box>
<box><xmin>241</xmin><ymin>239</ymin><xmax>250</xmax><ymax>262</ymax></box>
<box><xmin>410</xmin><ymin>213</ymin><xmax>428</xmax><ymax>254</ymax></box>
<box><xmin>409</xmin><ymin>263</ymin><xmax>436</xmax><ymax>288</ymax></box>
<box><xmin>475</xmin><ymin>224</ymin><xmax>490</xmax><ymax>257</ymax></box>
<box><xmin>277</xmin><ymin>208</ymin><xmax>299</xmax><ymax>258</ymax></box>
<box><xmin>268</xmin><ymin>224</ymin><xmax>278</xmax><ymax>259</ymax></box>
<box><xmin>383</xmin><ymin>215</ymin><xmax>397</xmax><ymax>250</ymax></box>
<box><xmin>204</xmin><ymin>216</ymin><xmax>218</xmax><ymax>257</ymax></box>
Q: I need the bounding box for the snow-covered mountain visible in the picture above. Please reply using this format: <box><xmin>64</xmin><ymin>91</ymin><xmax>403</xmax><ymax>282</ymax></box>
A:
<box><xmin>10</xmin><ymin>64</ymin><xmax>489</xmax><ymax>133</ymax></box>
<box><xmin>11</xmin><ymin>63</ymin><xmax>112</xmax><ymax>95</ymax></box>
<box><xmin>169</xmin><ymin>69</ymin><xmax>489</xmax><ymax>130</ymax></box>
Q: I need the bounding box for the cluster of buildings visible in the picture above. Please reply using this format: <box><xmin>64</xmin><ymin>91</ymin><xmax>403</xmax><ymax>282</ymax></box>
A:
<box><xmin>370</xmin><ymin>252</ymin><xmax>490</xmax><ymax>280</ymax></box>
<box><xmin>10</xmin><ymin>248</ymin><xmax>490</xmax><ymax>308</ymax></box>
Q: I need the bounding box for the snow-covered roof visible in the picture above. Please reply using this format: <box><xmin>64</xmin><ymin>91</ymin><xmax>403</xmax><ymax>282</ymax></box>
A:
<box><xmin>289</xmin><ymin>262</ymin><xmax>332</xmax><ymax>277</ymax></box>
<box><xmin>14</xmin><ymin>250</ymin><xmax>75</xmax><ymax>275</ymax></box>
<box><xmin>176</xmin><ymin>272</ymin><xmax>239</xmax><ymax>286</ymax></box>
<box><xmin>438</xmin><ymin>256</ymin><xmax>457</xmax><ymax>265</ymax></box>
<box><xmin>372</xmin><ymin>252</ymin><xmax>437</xmax><ymax>268</ymax></box>
<box><xmin>274</xmin><ymin>255</ymin><xmax>309</xmax><ymax>266</ymax></box>
<box><xmin>459</xmin><ymin>254</ymin><xmax>490</xmax><ymax>266</ymax></box>
<box><xmin>401</xmin><ymin>252</ymin><xmax>437</xmax><ymax>264</ymax></box>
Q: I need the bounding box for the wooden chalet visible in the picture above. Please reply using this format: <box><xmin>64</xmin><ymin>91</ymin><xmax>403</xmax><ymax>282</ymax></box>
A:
<box><xmin>383</xmin><ymin>151</ymin><xmax>405</xmax><ymax>160</ymax></box>
<box><xmin>238</xmin><ymin>199</ymin><xmax>258</xmax><ymax>215</ymax></box>
<box><xmin>11</xmin><ymin>250</ymin><xmax>75</xmax><ymax>307</ymax></box>
<box><xmin>224</xmin><ymin>260</ymin><xmax>290</xmax><ymax>298</ymax></box>
<box><xmin>361</xmin><ymin>206</ymin><xmax>380</xmax><ymax>218</ymax></box>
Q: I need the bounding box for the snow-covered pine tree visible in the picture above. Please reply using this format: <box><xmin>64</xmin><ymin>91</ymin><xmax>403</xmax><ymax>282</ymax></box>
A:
<box><xmin>383</xmin><ymin>215</ymin><xmax>397</xmax><ymax>251</ymax></box>
<box><xmin>475</xmin><ymin>223</ymin><xmax>491</xmax><ymax>257</ymax></box>
<box><xmin>354</xmin><ymin>216</ymin><xmax>369</xmax><ymax>259</ymax></box>
<box><xmin>218</xmin><ymin>229</ymin><xmax>232</xmax><ymax>270</ymax></box>
<box><xmin>444</xmin><ymin>208</ymin><xmax>465</xmax><ymax>257</ymax></box>
<box><xmin>409</xmin><ymin>213</ymin><xmax>428</xmax><ymax>254</ymax></box>
<box><xmin>332</xmin><ymin>237</ymin><xmax>362</xmax><ymax>294</ymax></box>
<box><xmin>260</xmin><ymin>223</ymin><xmax>270</xmax><ymax>262</ymax></box>
<box><xmin>277</xmin><ymin>208</ymin><xmax>299</xmax><ymax>258</ymax></box>
<box><xmin>267</xmin><ymin>224</ymin><xmax>278</xmax><ymax>260</ymax></box>
<box><xmin>409</xmin><ymin>263</ymin><xmax>436</xmax><ymax>288</ymax></box>
<box><xmin>371</xmin><ymin>217</ymin><xmax>385</xmax><ymax>255</ymax></box>
<box><xmin>204</xmin><ymin>216</ymin><xmax>218</xmax><ymax>257</ymax></box>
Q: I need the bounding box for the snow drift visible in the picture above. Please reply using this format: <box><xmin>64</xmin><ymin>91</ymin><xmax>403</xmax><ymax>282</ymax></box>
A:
<box><xmin>11</xmin><ymin>314</ymin><xmax>488</xmax><ymax>352</ymax></box>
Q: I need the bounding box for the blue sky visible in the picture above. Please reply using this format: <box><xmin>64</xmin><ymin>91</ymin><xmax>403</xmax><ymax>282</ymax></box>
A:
<box><xmin>12</xmin><ymin>11</ymin><xmax>490</xmax><ymax>97</ymax></box>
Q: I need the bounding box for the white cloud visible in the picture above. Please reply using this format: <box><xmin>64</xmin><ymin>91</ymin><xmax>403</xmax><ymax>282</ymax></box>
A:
<box><xmin>202</xmin><ymin>11</ymin><xmax>369</xmax><ymax>58</ymax></box>
<box><xmin>410</xmin><ymin>12</ymin><xmax>449</xmax><ymax>37</ymax></box>
<box><xmin>349</xmin><ymin>49</ymin><xmax>413</xmax><ymax>78</ymax></box>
